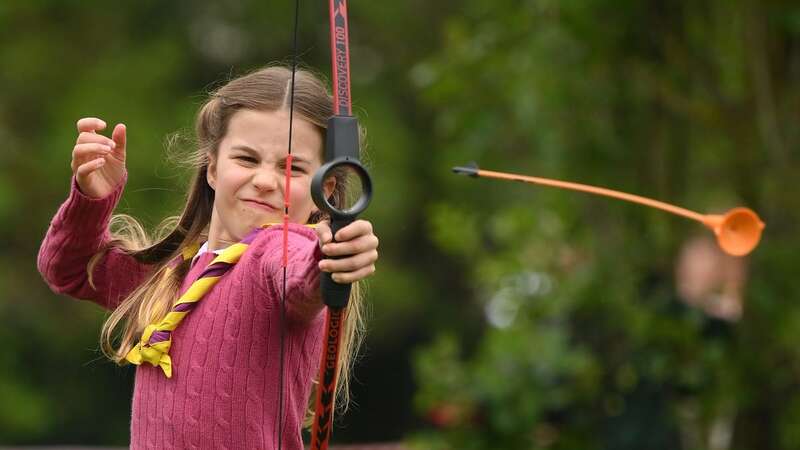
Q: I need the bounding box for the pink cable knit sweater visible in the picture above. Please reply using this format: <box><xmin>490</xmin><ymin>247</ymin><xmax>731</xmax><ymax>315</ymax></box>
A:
<box><xmin>37</xmin><ymin>175</ymin><xmax>325</xmax><ymax>450</ymax></box>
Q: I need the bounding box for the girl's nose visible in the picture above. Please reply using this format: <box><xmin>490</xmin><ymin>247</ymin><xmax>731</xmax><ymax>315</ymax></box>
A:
<box><xmin>252</xmin><ymin>167</ymin><xmax>281</xmax><ymax>191</ymax></box>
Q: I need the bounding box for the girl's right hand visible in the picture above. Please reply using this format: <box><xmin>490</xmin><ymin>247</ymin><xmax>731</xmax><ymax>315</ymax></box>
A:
<box><xmin>71</xmin><ymin>117</ymin><xmax>127</xmax><ymax>199</ymax></box>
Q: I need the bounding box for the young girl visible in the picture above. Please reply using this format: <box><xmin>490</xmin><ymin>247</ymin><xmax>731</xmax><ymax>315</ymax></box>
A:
<box><xmin>37</xmin><ymin>66</ymin><xmax>379</xmax><ymax>450</ymax></box>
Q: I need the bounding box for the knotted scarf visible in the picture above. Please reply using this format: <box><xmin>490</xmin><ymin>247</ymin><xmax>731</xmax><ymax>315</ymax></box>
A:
<box><xmin>125</xmin><ymin>227</ymin><xmax>263</xmax><ymax>377</ymax></box>
<box><xmin>125</xmin><ymin>223</ymin><xmax>318</xmax><ymax>377</ymax></box>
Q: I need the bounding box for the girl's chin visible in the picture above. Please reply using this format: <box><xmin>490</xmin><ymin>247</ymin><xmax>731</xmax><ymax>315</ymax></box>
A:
<box><xmin>240</xmin><ymin>210</ymin><xmax>281</xmax><ymax>225</ymax></box>
<box><xmin>237</xmin><ymin>211</ymin><xmax>309</xmax><ymax>232</ymax></box>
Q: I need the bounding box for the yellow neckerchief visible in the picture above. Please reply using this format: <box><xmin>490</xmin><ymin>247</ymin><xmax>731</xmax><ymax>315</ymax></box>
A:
<box><xmin>125</xmin><ymin>223</ymin><xmax>317</xmax><ymax>377</ymax></box>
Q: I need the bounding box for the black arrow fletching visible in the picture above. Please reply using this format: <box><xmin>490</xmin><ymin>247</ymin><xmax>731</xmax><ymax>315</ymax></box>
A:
<box><xmin>452</xmin><ymin>161</ymin><xmax>480</xmax><ymax>177</ymax></box>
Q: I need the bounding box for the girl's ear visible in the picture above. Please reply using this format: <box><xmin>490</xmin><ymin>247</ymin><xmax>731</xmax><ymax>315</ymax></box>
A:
<box><xmin>323</xmin><ymin>176</ymin><xmax>336</xmax><ymax>199</ymax></box>
<box><xmin>307</xmin><ymin>178</ymin><xmax>337</xmax><ymax>224</ymax></box>
<box><xmin>206</xmin><ymin>152</ymin><xmax>217</xmax><ymax>190</ymax></box>
<box><xmin>307</xmin><ymin>178</ymin><xmax>337</xmax><ymax>223</ymax></box>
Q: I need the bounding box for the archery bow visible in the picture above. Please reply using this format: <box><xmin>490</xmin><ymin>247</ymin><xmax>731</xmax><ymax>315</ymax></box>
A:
<box><xmin>281</xmin><ymin>1</ymin><xmax>372</xmax><ymax>449</ymax></box>
<box><xmin>308</xmin><ymin>1</ymin><xmax>372</xmax><ymax>449</ymax></box>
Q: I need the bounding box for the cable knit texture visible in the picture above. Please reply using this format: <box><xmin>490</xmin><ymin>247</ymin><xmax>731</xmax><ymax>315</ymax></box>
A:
<box><xmin>37</xmin><ymin>175</ymin><xmax>325</xmax><ymax>450</ymax></box>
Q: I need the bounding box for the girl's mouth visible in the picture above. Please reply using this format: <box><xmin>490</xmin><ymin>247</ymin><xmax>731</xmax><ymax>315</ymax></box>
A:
<box><xmin>242</xmin><ymin>199</ymin><xmax>279</xmax><ymax>212</ymax></box>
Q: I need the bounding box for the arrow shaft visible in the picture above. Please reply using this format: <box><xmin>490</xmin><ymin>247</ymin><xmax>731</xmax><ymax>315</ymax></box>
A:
<box><xmin>477</xmin><ymin>169</ymin><xmax>706</xmax><ymax>223</ymax></box>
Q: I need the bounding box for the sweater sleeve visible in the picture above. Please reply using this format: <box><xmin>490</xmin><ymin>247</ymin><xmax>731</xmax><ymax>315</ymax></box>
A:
<box><xmin>250</xmin><ymin>223</ymin><xmax>325</xmax><ymax>325</ymax></box>
<box><xmin>36</xmin><ymin>174</ymin><xmax>154</xmax><ymax>310</ymax></box>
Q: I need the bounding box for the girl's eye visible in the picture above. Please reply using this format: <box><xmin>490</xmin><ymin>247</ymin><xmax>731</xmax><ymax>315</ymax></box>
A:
<box><xmin>235</xmin><ymin>156</ymin><xmax>257</xmax><ymax>164</ymax></box>
<box><xmin>280</xmin><ymin>162</ymin><xmax>306</xmax><ymax>174</ymax></box>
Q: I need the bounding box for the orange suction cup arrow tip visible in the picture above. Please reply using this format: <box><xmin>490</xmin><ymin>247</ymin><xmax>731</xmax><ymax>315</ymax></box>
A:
<box><xmin>702</xmin><ymin>207</ymin><xmax>765</xmax><ymax>257</ymax></box>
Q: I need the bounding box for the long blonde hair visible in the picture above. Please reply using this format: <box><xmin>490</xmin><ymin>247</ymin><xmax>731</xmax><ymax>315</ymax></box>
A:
<box><xmin>92</xmin><ymin>65</ymin><xmax>367</xmax><ymax>419</ymax></box>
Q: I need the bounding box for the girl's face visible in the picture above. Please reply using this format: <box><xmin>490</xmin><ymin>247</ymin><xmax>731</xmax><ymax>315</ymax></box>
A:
<box><xmin>206</xmin><ymin>109</ymin><xmax>329</xmax><ymax>249</ymax></box>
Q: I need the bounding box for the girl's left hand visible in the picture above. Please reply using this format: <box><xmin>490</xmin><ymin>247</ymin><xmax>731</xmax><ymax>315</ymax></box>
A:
<box><xmin>315</xmin><ymin>219</ymin><xmax>379</xmax><ymax>283</ymax></box>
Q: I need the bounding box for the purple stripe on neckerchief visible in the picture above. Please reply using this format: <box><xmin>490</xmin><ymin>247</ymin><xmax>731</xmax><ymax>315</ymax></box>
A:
<box><xmin>149</xmin><ymin>330</ymin><xmax>171</xmax><ymax>344</ymax></box>
<box><xmin>173</xmin><ymin>302</ymin><xmax>194</xmax><ymax>312</ymax></box>
<box><xmin>201</xmin><ymin>262</ymin><xmax>233</xmax><ymax>279</ymax></box>
<box><xmin>194</xmin><ymin>228</ymin><xmax>261</xmax><ymax>277</ymax></box>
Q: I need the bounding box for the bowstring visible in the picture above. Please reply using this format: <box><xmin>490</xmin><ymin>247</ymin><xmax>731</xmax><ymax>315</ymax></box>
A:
<box><xmin>278</xmin><ymin>0</ymin><xmax>301</xmax><ymax>448</ymax></box>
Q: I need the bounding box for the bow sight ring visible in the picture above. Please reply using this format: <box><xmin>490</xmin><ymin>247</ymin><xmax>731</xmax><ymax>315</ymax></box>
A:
<box><xmin>311</xmin><ymin>115</ymin><xmax>372</xmax><ymax>219</ymax></box>
<box><xmin>310</xmin><ymin>161</ymin><xmax>371</xmax><ymax>219</ymax></box>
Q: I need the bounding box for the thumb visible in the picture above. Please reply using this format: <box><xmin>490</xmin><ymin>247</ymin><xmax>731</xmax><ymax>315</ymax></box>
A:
<box><xmin>315</xmin><ymin>219</ymin><xmax>333</xmax><ymax>247</ymax></box>
<box><xmin>112</xmin><ymin>123</ymin><xmax>127</xmax><ymax>157</ymax></box>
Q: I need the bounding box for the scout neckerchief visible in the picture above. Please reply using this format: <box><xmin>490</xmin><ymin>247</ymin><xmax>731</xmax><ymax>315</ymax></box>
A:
<box><xmin>125</xmin><ymin>223</ymin><xmax>315</xmax><ymax>377</ymax></box>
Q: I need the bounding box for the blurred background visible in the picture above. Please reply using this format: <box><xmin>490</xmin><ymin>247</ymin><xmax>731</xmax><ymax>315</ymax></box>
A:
<box><xmin>2</xmin><ymin>0</ymin><xmax>799</xmax><ymax>449</ymax></box>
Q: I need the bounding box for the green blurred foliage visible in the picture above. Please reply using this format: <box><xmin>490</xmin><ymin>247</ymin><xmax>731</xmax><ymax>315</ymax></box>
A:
<box><xmin>2</xmin><ymin>0</ymin><xmax>799</xmax><ymax>448</ymax></box>
<box><xmin>408</xmin><ymin>1</ymin><xmax>800</xmax><ymax>449</ymax></box>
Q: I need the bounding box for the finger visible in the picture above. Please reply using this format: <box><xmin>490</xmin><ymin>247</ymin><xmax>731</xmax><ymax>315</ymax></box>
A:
<box><xmin>73</xmin><ymin>142</ymin><xmax>112</xmax><ymax>157</ymax></box>
<box><xmin>76</xmin><ymin>131</ymin><xmax>117</xmax><ymax>147</ymax></box>
<box><xmin>319</xmin><ymin>249</ymin><xmax>378</xmax><ymax>273</ymax></box>
<box><xmin>112</xmin><ymin>123</ymin><xmax>126</xmax><ymax>152</ymax></box>
<box><xmin>322</xmin><ymin>234</ymin><xmax>379</xmax><ymax>257</ymax></box>
<box><xmin>333</xmin><ymin>219</ymin><xmax>373</xmax><ymax>242</ymax></box>
<box><xmin>76</xmin><ymin>117</ymin><xmax>107</xmax><ymax>133</ymax></box>
<box><xmin>75</xmin><ymin>157</ymin><xmax>106</xmax><ymax>178</ymax></box>
<box><xmin>330</xmin><ymin>265</ymin><xmax>376</xmax><ymax>284</ymax></box>
<box><xmin>71</xmin><ymin>143</ymin><xmax>112</xmax><ymax>171</ymax></box>
<box><xmin>314</xmin><ymin>220</ymin><xmax>333</xmax><ymax>246</ymax></box>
